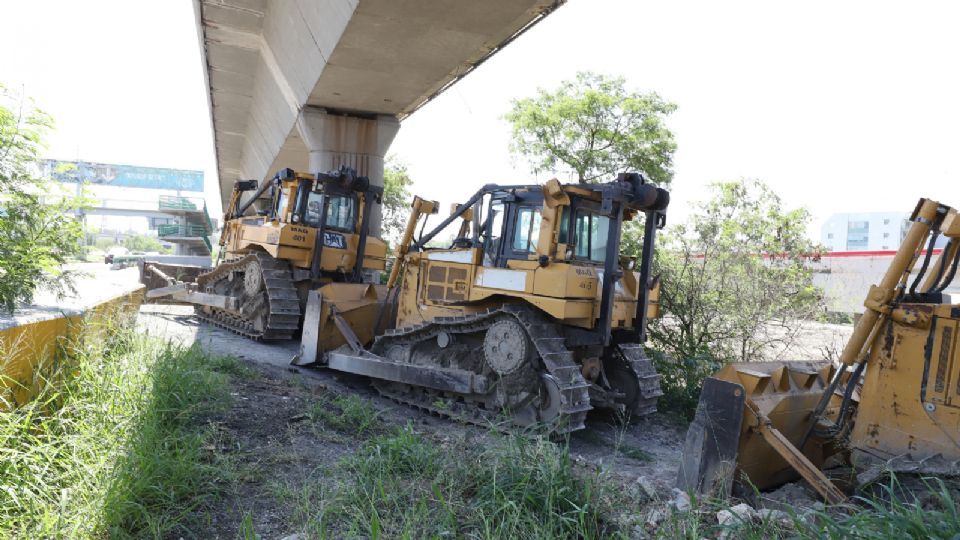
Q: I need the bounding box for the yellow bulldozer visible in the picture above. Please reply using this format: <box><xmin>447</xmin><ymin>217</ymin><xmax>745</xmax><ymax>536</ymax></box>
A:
<box><xmin>677</xmin><ymin>197</ymin><xmax>960</xmax><ymax>503</ymax></box>
<box><xmin>299</xmin><ymin>173</ymin><xmax>671</xmax><ymax>433</ymax></box>
<box><xmin>143</xmin><ymin>166</ymin><xmax>388</xmax><ymax>341</ymax></box>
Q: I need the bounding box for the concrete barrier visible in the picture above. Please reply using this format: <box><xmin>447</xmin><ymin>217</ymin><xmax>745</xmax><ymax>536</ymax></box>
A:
<box><xmin>811</xmin><ymin>250</ymin><xmax>960</xmax><ymax>313</ymax></box>
<box><xmin>0</xmin><ymin>284</ymin><xmax>145</xmax><ymax>409</ymax></box>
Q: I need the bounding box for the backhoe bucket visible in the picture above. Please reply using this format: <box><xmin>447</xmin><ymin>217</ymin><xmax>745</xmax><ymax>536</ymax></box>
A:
<box><xmin>677</xmin><ymin>361</ymin><xmax>844</xmax><ymax>497</ymax></box>
<box><xmin>296</xmin><ymin>283</ymin><xmax>390</xmax><ymax>365</ymax></box>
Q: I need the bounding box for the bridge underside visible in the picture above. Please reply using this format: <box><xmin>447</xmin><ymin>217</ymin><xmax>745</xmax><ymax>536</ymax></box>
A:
<box><xmin>196</xmin><ymin>0</ymin><xmax>564</xmax><ymax>220</ymax></box>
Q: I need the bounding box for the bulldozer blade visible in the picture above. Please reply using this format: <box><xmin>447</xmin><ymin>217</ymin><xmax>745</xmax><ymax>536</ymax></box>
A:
<box><xmin>296</xmin><ymin>283</ymin><xmax>388</xmax><ymax>366</ymax></box>
<box><xmin>676</xmin><ymin>377</ymin><xmax>746</xmax><ymax>498</ymax></box>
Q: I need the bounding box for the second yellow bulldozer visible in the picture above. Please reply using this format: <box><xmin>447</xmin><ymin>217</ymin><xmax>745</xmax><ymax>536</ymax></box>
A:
<box><xmin>143</xmin><ymin>166</ymin><xmax>388</xmax><ymax>341</ymax></box>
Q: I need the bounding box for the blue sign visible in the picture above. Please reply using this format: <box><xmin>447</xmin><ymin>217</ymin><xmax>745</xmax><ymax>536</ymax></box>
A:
<box><xmin>42</xmin><ymin>159</ymin><xmax>204</xmax><ymax>192</ymax></box>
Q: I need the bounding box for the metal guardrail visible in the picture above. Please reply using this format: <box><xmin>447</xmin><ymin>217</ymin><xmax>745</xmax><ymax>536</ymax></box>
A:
<box><xmin>158</xmin><ymin>195</ymin><xmax>199</xmax><ymax>211</ymax></box>
<box><xmin>156</xmin><ymin>196</ymin><xmax>214</xmax><ymax>253</ymax></box>
<box><xmin>158</xmin><ymin>224</ymin><xmax>208</xmax><ymax>237</ymax></box>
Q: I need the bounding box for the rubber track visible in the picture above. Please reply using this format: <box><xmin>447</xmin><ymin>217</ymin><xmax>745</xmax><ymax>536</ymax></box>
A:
<box><xmin>194</xmin><ymin>252</ymin><xmax>301</xmax><ymax>340</ymax></box>
<box><xmin>370</xmin><ymin>304</ymin><xmax>592</xmax><ymax>434</ymax></box>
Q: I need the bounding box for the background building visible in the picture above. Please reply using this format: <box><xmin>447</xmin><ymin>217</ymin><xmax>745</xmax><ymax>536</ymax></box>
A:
<box><xmin>820</xmin><ymin>211</ymin><xmax>911</xmax><ymax>251</ymax></box>
<box><xmin>816</xmin><ymin>211</ymin><xmax>954</xmax><ymax>313</ymax></box>
<box><xmin>41</xmin><ymin>159</ymin><xmax>214</xmax><ymax>256</ymax></box>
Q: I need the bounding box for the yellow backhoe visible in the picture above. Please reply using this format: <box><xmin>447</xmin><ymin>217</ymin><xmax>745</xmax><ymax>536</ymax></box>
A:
<box><xmin>678</xmin><ymin>198</ymin><xmax>960</xmax><ymax>503</ymax></box>
<box><xmin>299</xmin><ymin>173</ymin><xmax>671</xmax><ymax>433</ymax></box>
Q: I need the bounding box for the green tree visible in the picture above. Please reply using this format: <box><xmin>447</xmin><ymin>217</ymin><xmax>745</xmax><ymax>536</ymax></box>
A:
<box><xmin>382</xmin><ymin>156</ymin><xmax>413</xmax><ymax>247</ymax></box>
<box><xmin>505</xmin><ymin>71</ymin><xmax>677</xmax><ymax>184</ymax></box>
<box><xmin>94</xmin><ymin>237</ymin><xmax>119</xmax><ymax>250</ymax></box>
<box><xmin>646</xmin><ymin>179</ymin><xmax>823</xmax><ymax>417</ymax></box>
<box><xmin>0</xmin><ymin>85</ymin><xmax>86</xmax><ymax>312</ymax></box>
<box><xmin>123</xmin><ymin>234</ymin><xmax>163</xmax><ymax>253</ymax></box>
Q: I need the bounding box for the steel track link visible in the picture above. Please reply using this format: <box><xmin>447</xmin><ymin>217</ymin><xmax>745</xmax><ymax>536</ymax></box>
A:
<box><xmin>194</xmin><ymin>252</ymin><xmax>301</xmax><ymax>340</ymax></box>
<box><xmin>615</xmin><ymin>343</ymin><xmax>664</xmax><ymax>416</ymax></box>
<box><xmin>375</xmin><ymin>382</ymin><xmax>517</xmax><ymax>433</ymax></box>
<box><xmin>370</xmin><ymin>304</ymin><xmax>592</xmax><ymax>434</ymax></box>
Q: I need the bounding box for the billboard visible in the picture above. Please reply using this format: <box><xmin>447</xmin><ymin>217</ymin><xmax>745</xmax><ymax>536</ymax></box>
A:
<box><xmin>42</xmin><ymin>159</ymin><xmax>204</xmax><ymax>192</ymax></box>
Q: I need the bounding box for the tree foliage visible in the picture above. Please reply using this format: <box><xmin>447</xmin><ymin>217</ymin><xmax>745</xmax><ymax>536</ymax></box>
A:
<box><xmin>645</xmin><ymin>179</ymin><xmax>823</xmax><ymax>416</ymax></box>
<box><xmin>123</xmin><ymin>234</ymin><xmax>164</xmax><ymax>253</ymax></box>
<box><xmin>505</xmin><ymin>72</ymin><xmax>677</xmax><ymax>184</ymax></box>
<box><xmin>382</xmin><ymin>156</ymin><xmax>413</xmax><ymax>247</ymax></box>
<box><xmin>0</xmin><ymin>85</ymin><xmax>86</xmax><ymax>312</ymax></box>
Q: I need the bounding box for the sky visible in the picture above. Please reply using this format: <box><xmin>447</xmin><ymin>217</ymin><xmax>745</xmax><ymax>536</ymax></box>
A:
<box><xmin>1</xmin><ymin>0</ymin><xmax>958</xmax><ymax>239</ymax></box>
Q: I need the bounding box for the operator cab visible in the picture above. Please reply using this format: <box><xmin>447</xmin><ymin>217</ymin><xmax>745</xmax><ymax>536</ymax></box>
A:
<box><xmin>480</xmin><ymin>188</ymin><xmax>616</xmax><ymax>268</ymax></box>
<box><xmin>269</xmin><ymin>169</ymin><xmax>359</xmax><ymax>233</ymax></box>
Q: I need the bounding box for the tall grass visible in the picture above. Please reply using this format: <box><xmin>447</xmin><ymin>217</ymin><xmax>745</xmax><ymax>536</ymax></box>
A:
<box><xmin>0</xmin><ymin>324</ymin><xmax>236</xmax><ymax>538</ymax></box>
<box><xmin>654</xmin><ymin>476</ymin><xmax>960</xmax><ymax>540</ymax></box>
<box><xmin>799</xmin><ymin>477</ymin><xmax>960</xmax><ymax>539</ymax></box>
<box><xmin>303</xmin><ymin>426</ymin><xmax>615</xmax><ymax>539</ymax></box>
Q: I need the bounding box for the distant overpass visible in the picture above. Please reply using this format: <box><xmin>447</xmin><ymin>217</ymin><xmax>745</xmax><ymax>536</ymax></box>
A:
<box><xmin>82</xmin><ymin>196</ymin><xmax>215</xmax><ymax>256</ymax></box>
<box><xmin>194</xmin><ymin>0</ymin><xmax>565</xmax><ymax>233</ymax></box>
<box><xmin>84</xmin><ymin>206</ymin><xmax>170</xmax><ymax>220</ymax></box>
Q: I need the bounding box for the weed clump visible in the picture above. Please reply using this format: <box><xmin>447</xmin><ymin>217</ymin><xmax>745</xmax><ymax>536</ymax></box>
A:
<box><xmin>466</xmin><ymin>434</ymin><xmax>605</xmax><ymax>538</ymax></box>
<box><xmin>312</xmin><ymin>426</ymin><xmax>613</xmax><ymax>539</ymax></box>
<box><xmin>308</xmin><ymin>393</ymin><xmax>382</xmax><ymax>435</ymax></box>
<box><xmin>0</xmin><ymin>327</ymin><xmax>240</xmax><ymax>538</ymax></box>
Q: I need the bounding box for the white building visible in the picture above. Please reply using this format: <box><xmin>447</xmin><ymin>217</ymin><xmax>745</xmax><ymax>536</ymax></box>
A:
<box><xmin>820</xmin><ymin>212</ymin><xmax>910</xmax><ymax>252</ymax></box>
<box><xmin>40</xmin><ymin>159</ymin><xmax>213</xmax><ymax>255</ymax></box>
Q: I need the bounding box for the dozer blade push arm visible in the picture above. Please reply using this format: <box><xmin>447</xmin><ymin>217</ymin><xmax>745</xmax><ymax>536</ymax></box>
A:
<box><xmin>146</xmin><ymin>283</ymin><xmax>240</xmax><ymax>312</ymax></box>
<box><xmin>386</xmin><ymin>196</ymin><xmax>438</xmax><ymax>289</ymax></box>
<box><xmin>143</xmin><ymin>263</ymin><xmax>241</xmax><ymax>312</ymax></box>
<box><xmin>746</xmin><ymin>402</ymin><xmax>847</xmax><ymax>504</ymax></box>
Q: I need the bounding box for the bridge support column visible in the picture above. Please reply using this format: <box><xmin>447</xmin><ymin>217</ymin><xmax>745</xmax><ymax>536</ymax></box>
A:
<box><xmin>296</xmin><ymin>108</ymin><xmax>400</xmax><ymax>237</ymax></box>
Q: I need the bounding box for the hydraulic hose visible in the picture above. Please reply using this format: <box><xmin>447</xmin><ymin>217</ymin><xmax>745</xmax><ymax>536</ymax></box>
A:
<box><xmin>934</xmin><ymin>241</ymin><xmax>960</xmax><ymax>293</ymax></box>
<box><xmin>909</xmin><ymin>232</ymin><xmax>941</xmax><ymax>297</ymax></box>
<box><xmin>812</xmin><ymin>357</ymin><xmax>867</xmax><ymax>439</ymax></box>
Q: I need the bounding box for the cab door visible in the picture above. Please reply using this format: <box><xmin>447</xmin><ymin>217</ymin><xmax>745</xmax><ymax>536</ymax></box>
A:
<box><xmin>482</xmin><ymin>199</ymin><xmax>506</xmax><ymax>267</ymax></box>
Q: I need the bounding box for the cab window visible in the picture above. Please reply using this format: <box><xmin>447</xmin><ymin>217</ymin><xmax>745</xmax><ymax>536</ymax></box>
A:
<box><xmin>303</xmin><ymin>192</ymin><xmax>356</xmax><ymax>232</ymax></box>
<box><xmin>327</xmin><ymin>195</ymin><xmax>355</xmax><ymax>231</ymax></box>
<box><xmin>558</xmin><ymin>206</ymin><xmax>570</xmax><ymax>243</ymax></box>
<box><xmin>483</xmin><ymin>200</ymin><xmax>505</xmax><ymax>266</ymax></box>
<box><xmin>276</xmin><ymin>190</ymin><xmax>289</xmax><ymax>219</ymax></box>
<box><xmin>512</xmin><ymin>207</ymin><xmax>542</xmax><ymax>252</ymax></box>
<box><xmin>574</xmin><ymin>210</ymin><xmax>609</xmax><ymax>262</ymax></box>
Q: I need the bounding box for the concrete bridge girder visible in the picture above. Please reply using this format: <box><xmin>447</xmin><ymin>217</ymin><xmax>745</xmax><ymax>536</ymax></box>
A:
<box><xmin>197</xmin><ymin>0</ymin><xmax>565</xmax><ymax>222</ymax></box>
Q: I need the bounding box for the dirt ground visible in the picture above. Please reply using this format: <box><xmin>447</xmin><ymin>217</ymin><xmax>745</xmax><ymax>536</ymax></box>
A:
<box><xmin>759</xmin><ymin>320</ymin><xmax>853</xmax><ymax>363</ymax></box>
<box><xmin>138</xmin><ymin>304</ymin><xmax>693</xmax><ymax>537</ymax></box>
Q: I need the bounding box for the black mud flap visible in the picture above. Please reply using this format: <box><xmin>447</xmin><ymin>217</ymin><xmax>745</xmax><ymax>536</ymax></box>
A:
<box><xmin>675</xmin><ymin>377</ymin><xmax>746</xmax><ymax>498</ymax></box>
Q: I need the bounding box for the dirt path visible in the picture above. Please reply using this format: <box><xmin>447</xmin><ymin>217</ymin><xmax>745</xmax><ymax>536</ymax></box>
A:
<box><xmin>137</xmin><ymin>305</ymin><xmax>688</xmax><ymax>537</ymax></box>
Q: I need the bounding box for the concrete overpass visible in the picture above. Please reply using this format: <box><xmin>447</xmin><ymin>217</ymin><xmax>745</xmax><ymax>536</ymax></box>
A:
<box><xmin>193</xmin><ymin>0</ymin><xmax>565</xmax><ymax>234</ymax></box>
